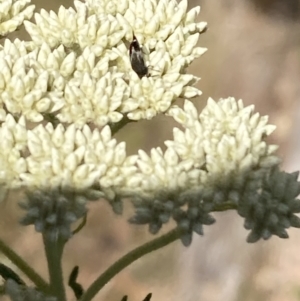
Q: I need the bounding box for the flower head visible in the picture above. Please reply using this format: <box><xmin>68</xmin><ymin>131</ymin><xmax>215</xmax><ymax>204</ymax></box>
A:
<box><xmin>19</xmin><ymin>187</ymin><xmax>88</xmax><ymax>241</ymax></box>
<box><xmin>167</xmin><ymin>97</ymin><xmax>281</xmax><ymax>203</ymax></box>
<box><xmin>0</xmin><ymin>0</ymin><xmax>294</xmax><ymax>246</ymax></box>
<box><xmin>129</xmin><ymin>97</ymin><xmax>282</xmax><ymax>244</ymax></box>
<box><xmin>17</xmin><ymin>0</ymin><xmax>207</xmax><ymax>125</ymax></box>
<box><xmin>238</xmin><ymin>168</ymin><xmax>300</xmax><ymax>243</ymax></box>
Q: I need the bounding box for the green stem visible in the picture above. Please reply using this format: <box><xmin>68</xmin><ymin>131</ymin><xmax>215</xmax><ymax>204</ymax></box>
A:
<box><xmin>43</xmin><ymin>233</ymin><xmax>66</xmax><ymax>301</ymax></box>
<box><xmin>0</xmin><ymin>238</ymin><xmax>49</xmax><ymax>292</ymax></box>
<box><xmin>80</xmin><ymin>227</ymin><xmax>183</xmax><ymax>301</ymax></box>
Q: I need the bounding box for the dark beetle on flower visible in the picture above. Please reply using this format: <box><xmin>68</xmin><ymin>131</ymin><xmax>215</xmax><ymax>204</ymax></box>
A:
<box><xmin>129</xmin><ymin>35</ymin><xmax>149</xmax><ymax>78</ymax></box>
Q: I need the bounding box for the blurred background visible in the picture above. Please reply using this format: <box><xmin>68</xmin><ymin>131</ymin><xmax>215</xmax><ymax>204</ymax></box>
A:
<box><xmin>2</xmin><ymin>0</ymin><xmax>300</xmax><ymax>300</ymax></box>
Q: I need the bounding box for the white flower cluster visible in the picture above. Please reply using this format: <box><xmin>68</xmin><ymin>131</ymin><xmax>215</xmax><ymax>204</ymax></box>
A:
<box><xmin>0</xmin><ymin>40</ymin><xmax>65</xmax><ymax>122</ymax></box>
<box><xmin>129</xmin><ymin>97</ymin><xmax>281</xmax><ymax>199</ymax></box>
<box><xmin>166</xmin><ymin>98</ymin><xmax>281</xmax><ymax>199</ymax></box>
<box><xmin>125</xmin><ymin>97</ymin><xmax>284</xmax><ymax>243</ymax></box>
<box><xmin>0</xmin><ymin>114</ymin><xmax>137</xmax><ymax>199</ymax></box>
<box><xmin>0</xmin><ymin>0</ymin><xmax>295</xmax><ymax>247</ymax></box>
<box><xmin>0</xmin><ymin>97</ymin><xmax>281</xmax><ymax>204</ymax></box>
<box><xmin>0</xmin><ymin>0</ymin><xmax>206</xmax><ymax>126</ymax></box>
<box><xmin>0</xmin><ymin>0</ymin><xmax>34</xmax><ymax>36</ymax></box>
<box><xmin>0</xmin><ymin>39</ymin><xmax>127</xmax><ymax>124</ymax></box>
<box><xmin>0</xmin><ymin>0</ymin><xmax>282</xmax><ymax>210</ymax></box>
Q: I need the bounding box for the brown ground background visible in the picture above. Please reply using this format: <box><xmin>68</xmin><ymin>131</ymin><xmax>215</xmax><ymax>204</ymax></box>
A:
<box><xmin>2</xmin><ymin>0</ymin><xmax>300</xmax><ymax>301</ymax></box>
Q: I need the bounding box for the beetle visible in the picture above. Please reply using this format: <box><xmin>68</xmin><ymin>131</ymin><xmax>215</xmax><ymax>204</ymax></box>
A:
<box><xmin>129</xmin><ymin>35</ymin><xmax>149</xmax><ymax>78</ymax></box>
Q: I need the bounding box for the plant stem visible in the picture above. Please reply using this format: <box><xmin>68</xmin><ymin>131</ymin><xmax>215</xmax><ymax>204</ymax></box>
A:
<box><xmin>80</xmin><ymin>227</ymin><xmax>183</xmax><ymax>301</ymax></box>
<box><xmin>43</xmin><ymin>233</ymin><xmax>66</xmax><ymax>301</ymax></box>
<box><xmin>0</xmin><ymin>238</ymin><xmax>49</xmax><ymax>292</ymax></box>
